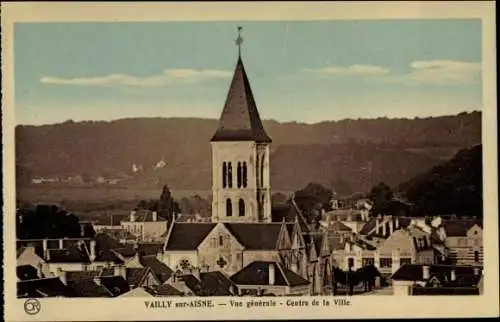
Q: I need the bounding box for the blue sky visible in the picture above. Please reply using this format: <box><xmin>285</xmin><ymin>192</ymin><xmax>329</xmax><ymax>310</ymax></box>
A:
<box><xmin>14</xmin><ymin>19</ymin><xmax>482</xmax><ymax>125</ymax></box>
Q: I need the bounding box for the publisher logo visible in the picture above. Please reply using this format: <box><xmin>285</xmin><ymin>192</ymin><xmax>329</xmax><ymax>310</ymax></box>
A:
<box><xmin>24</xmin><ymin>298</ymin><xmax>41</xmax><ymax>315</ymax></box>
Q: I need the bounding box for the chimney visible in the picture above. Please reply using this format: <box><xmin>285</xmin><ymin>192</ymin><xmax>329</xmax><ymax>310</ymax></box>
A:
<box><xmin>473</xmin><ymin>267</ymin><xmax>480</xmax><ymax>276</ymax></box>
<box><xmin>152</xmin><ymin>211</ymin><xmax>158</xmax><ymax>222</ymax></box>
<box><xmin>58</xmin><ymin>239</ymin><xmax>64</xmax><ymax>249</ymax></box>
<box><xmin>422</xmin><ymin>265</ymin><xmax>430</xmax><ymax>280</ymax></box>
<box><xmin>375</xmin><ymin>219</ymin><xmax>380</xmax><ymax>235</ymax></box>
<box><xmin>389</xmin><ymin>218</ymin><xmax>394</xmax><ymax>235</ymax></box>
<box><xmin>57</xmin><ymin>267</ymin><xmax>67</xmax><ymax>285</ymax></box>
<box><xmin>382</xmin><ymin>221</ymin><xmax>387</xmax><ymax>237</ymax></box>
<box><xmin>268</xmin><ymin>263</ymin><xmax>275</xmax><ymax>285</ymax></box>
<box><xmin>130</xmin><ymin>210</ymin><xmax>136</xmax><ymax>222</ymax></box>
<box><xmin>395</xmin><ymin>217</ymin><xmax>400</xmax><ymax>229</ymax></box>
<box><xmin>42</xmin><ymin>238</ymin><xmax>48</xmax><ymax>253</ymax></box>
<box><xmin>89</xmin><ymin>240</ymin><xmax>96</xmax><ymax>262</ymax></box>
<box><xmin>450</xmin><ymin>269</ymin><xmax>456</xmax><ymax>282</ymax></box>
<box><xmin>93</xmin><ymin>276</ymin><xmax>101</xmax><ymax>286</ymax></box>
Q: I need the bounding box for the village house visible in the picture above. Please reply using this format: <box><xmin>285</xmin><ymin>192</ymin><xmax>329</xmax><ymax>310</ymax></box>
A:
<box><xmin>120</xmin><ymin>209</ymin><xmax>168</xmax><ymax>242</ymax></box>
<box><xmin>432</xmin><ymin>217</ymin><xmax>483</xmax><ymax>266</ymax></box>
<box><xmin>391</xmin><ymin>264</ymin><xmax>482</xmax><ymax>295</ymax></box>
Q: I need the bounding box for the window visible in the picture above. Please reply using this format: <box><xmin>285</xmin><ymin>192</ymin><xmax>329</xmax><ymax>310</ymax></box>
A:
<box><xmin>474</xmin><ymin>251</ymin><xmax>480</xmax><ymax>263</ymax></box>
<box><xmin>238</xmin><ymin>199</ymin><xmax>245</xmax><ymax>217</ymax></box>
<box><xmin>222</xmin><ymin>162</ymin><xmax>227</xmax><ymax>188</ymax></box>
<box><xmin>347</xmin><ymin>258</ymin><xmax>354</xmax><ymax>269</ymax></box>
<box><xmin>219</xmin><ymin>235</ymin><xmax>224</xmax><ymax>247</ymax></box>
<box><xmin>237</xmin><ymin>162</ymin><xmax>242</xmax><ymax>188</ymax></box>
<box><xmin>227</xmin><ymin>163</ymin><xmax>233</xmax><ymax>188</ymax></box>
<box><xmin>226</xmin><ymin>199</ymin><xmax>232</xmax><ymax>217</ymax></box>
<box><xmin>380</xmin><ymin>258</ymin><xmax>392</xmax><ymax>268</ymax></box>
<box><xmin>242</xmin><ymin>162</ymin><xmax>247</xmax><ymax>188</ymax></box>
<box><xmin>362</xmin><ymin>257</ymin><xmax>374</xmax><ymax>267</ymax></box>
<box><xmin>400</xmin><ymin>258</ymin><xmax>412</xmax><ymax>266</ymax></box>
<box><xmin>179</xmin><ymin>259</ymin><xmax>191</xmax><ymax>270</ymax></box>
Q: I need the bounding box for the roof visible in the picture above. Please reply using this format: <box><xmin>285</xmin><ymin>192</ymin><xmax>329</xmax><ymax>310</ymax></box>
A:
<box><xmin>139</xmin><ymin>243</ymin><xmax>164</xmax><ymax>256</ymax></box>
<box><xmin>392</xmin><ymin>264</ymin><xmax>482</xmax><ymax>286</ymax></box>
<box><xmin>164</xmin><ymin>223</ymin><xmax>216</xmax><ymax>251</ymax></box>
<box><xmin>46</xmin><ymin>245</ymin><xmax>91</xmax><ymax>263</ymax></box>
<box><xmin>211</xmin><ymin>57</ymin><xmax>271</xmax><ymax>143</ymax></box>
<box><xmin>198</xmin><ymin>271</ymin><xmax>238</xmax><ymax>296</ymax></box>
<box><xmin>125</xmin><ymin>210</ymin><xmax>167</xmax><ymax>222</ymax></box>
<box><xmin>225</xmin><ymin>223</ymin><xmax>282</xmax><ymax>250</ymax></box>
<box><xmin>126</xmin><ymin>267</ymin><xmax>150</xmax><ymax>287</ymax></box>
<box><xmin>72</xmin><ymin>279</ymin><xmax>114</xmax><ymax>297</ymax></box>
<box><xmin>442</xmin><ymin>219</ymin><xmax>482</xmax><ymax>237</ymax></box>
<box><xmin>112</xmin><ymin>245</ymin><xmax>136</xmax><ymax>258</ymax></box>
<box><xmin>95</xmin><ymin>233</ymin><xmax>126</xmax><ymax>250</ymax></box>
<box><xmin>230</xmin><ymin>261</ymin><xmax>310</xmax><ymax>287</ymax></box>
<box><xmin>140</xmin><ymin>255</ymin><xmax>174</xmax><ymax>284</ymax></box>
<box><xmin>17</xmin><ymin>265</ymin><xmax>39</xmax><ymax>281</ymax></box>
<box><xmin>148</xmin><ymin>284</ymin><xmax>184</xmax><ymax>296</ymax></box>
<box><xmin>66</xmin><ymin>270</ymin><xmax>101</xmax><ymax>285</ymax></box>
<box><xmin>99</xmin><ymin>276</ymin><xmax>130</xmax><ymax>296</ymax></box>
<box><xmin>359</xmin><ymin>216</ymin><xmax>412</xmax><ymax>236</ymax></box>
<box><xmin>18</xmin><ymin>277</ymin><xmax>74</xmax><ymax>298</ymax></box>
<box><xmin>327</xmin><ymin>236</ymin><xmax>345</xmax><ymax>251</ymax></box>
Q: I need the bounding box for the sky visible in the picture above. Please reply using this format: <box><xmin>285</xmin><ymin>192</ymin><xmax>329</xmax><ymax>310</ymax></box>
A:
<box><xmin>14</xmin><ymin>19</ymin><xmax>482</xmax><ymax>125</ymax></box>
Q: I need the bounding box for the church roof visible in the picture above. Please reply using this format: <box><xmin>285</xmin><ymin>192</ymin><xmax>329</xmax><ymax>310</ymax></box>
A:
<box><xmin>224</xmin><ymin>223</ymin><xmax>282</xmax><ymax>250</ymax></box>
<box><xmin>211</xmin><ymin>57</ymin><xmax>271</xmax><ymax>143</ymax></box>
<box><xmin>164</xmin><ymin>223</ymin><xmax>216</xmax><ymax>251</ymax></box>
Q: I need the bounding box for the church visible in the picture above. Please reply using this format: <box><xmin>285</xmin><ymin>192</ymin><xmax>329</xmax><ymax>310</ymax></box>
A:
<box><xmin>161</xmin><ymin>29</ymin><xmax>332</xmax><ymax>295</ymax></box>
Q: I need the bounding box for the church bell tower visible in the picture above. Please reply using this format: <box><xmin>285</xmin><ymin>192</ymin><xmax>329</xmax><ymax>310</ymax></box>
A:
<box><xmin>211</xmin><ymin>27</ymin><xmax>272</xmax><ymax>223</ymax></box>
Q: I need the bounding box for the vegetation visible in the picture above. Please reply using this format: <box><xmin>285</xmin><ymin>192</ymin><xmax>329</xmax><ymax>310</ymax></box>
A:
<box><xmin>16</xmin><ymin>204</ymin><xmax>95</xmax><ymax>239</ymax></box>
<box><xmin>16</xmin><ymin>112</ymin><xmax>480</xmax><ymax>194</ymax></box>
<box><xmin>293</xmin><ymin>183</ymin><xmax>334</xmax><ymax>223</ymax></box>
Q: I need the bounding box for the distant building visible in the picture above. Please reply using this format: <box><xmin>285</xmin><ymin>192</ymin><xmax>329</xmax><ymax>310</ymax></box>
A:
<box><xmin>120</xmin><ymin>210</ymin><xmax>168</xmax><ymax>242</ymax></box>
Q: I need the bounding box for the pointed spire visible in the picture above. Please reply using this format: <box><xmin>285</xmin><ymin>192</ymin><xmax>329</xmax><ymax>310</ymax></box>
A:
<box><xmin>211</xmin><ymin>28</ymin><xmax>271</xmax><ymax>143</ymax></box>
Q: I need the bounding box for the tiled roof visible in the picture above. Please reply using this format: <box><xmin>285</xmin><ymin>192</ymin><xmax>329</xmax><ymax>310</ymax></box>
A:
<box><xmin>392</xmin><ymin>264</ymin><xmax>482</xmax><ymax>286</ymax></box>
<box><xmin>126</xmin><ymin>267</ymin><xmax>150</xmax><ymax>287</ymax></box>
<box><xmin>17</xmin><ymin>265</ymin><xmax>39</xmax><ymax>281</ymax></box>
<box><xmin>442</xmin><ymin>219</ymin><xmax>482</xmax><ymax>237</ymax></box>
<box><xmin>46</xmin><ymin>245</ymin><xmax>91</xmax><ymax>263</ymax></box>
<box><xmin>66</xmin><ymin>271</ymin><xmax>101</xmax><ymax>285</ymax></box>
<box><xmin>230</xmin><ymin>261</ymin><xmax>310</xmax><ymax>287</ymax></box>
<box><xmin>139</xmin><ymin>243</ymin><xmax>164</xmax><ymax>256</ymax></box>
<box><xmin>100</xmin><ymin>276</ymin><xmax>130</xmax><ymax>296</ymax></box>
<box><xmin>17</xmin><ymin>278</ymin><xmax>75</xmax><ymax>298</ymax></box>
<box><xmin>148</xmin><ymin>284</ymin><xmax>184</xmax><ymax>296</ymax></box>
<box><xmin>198</xmin><ymin>271</ymin><xmax>238</xmax><ymax>296</ymax></box>
<box><xmin>164</xmin><ymin>223</ymin><xmax>216</xmax><ymax>251</ymax></box>
<box><xmin>224</xmin><ymin>223</ymin><xmax>282</xmax><ymax>250</ymax></box>
<box><xmin>140</xmin><ymin>255</ymin><xmax>174</xmax><ymax>284</ymax></box>
<box><xmin>72</xmin><ymin>280</ymin><xmax>113</xmax><ymax>297</ymax></box>
<box><xmin>95</xmin><ymin>233</ymin><xmax>126</xmax><ymax>250</ymax></box>
<box><xmin>211</xmin><ymin>57</ymin><xmax>272</xmax><ymax>143</ymax></box>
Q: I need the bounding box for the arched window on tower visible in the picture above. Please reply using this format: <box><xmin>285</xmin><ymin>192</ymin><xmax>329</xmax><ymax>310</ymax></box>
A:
<box><xmin>256</xmin><ymin>157</ymin><xmax>260</xmax><ymax>187</ymax></box>
<box><xmin>242</xmin><ymin>162</ymin><xmax>247</xmax><ymax>188</ymax></box>
<box><xmin>238</xmin><ymin>199</ymin><xmax>245</xmax><ymax>217</ymax></box>
<box><xmin>226</xmin><ymin>198</ymin><xmax>232</xmax><ymax>217</ymax></box>
<box><xmin>222</xmin><ymin>162</ymin><xmax>227</xmax><ymax>188</ymax></box>
<box><xmin>237</xmin><ymin>162</ymin><xmax>242</xmax><ymax>188</ymax></box>
<box><xmin>260</xmin><ymin>154</ymin><xmax>265</xmax><ymax>187</ymax></box>
<box><xmin>227</xmin><ymin>162</ymin><xmax>233</xmax><ymax>188</ymax></box>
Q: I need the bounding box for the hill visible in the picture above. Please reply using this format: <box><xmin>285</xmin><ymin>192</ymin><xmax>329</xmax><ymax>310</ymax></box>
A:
<box><xmin>397</xmin><ymin>144</ymin><xmax>483</xmax><ymax>217</ymax></box>
<box><xmin>15</xmin><ymin>111</ymin><xmax>481</xmax><ymax>196</ymax></box>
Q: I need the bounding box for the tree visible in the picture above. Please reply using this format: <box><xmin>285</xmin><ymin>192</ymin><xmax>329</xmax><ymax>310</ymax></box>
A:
<box><xmin>157</xmin><ymin>184</ymin><xmax>180</xmax><ymax>223</ymax></box>
<box><xmin>367</xmin><ymin>182</ymin><xmax>394</xmax><ymax>215</ymax></box>
<box><xmin>294</xmin><ymin>183</ymin><xmax>333</xmax><ymax>223</ymax></box>
<box><xmin>17</xmin><ymin>204</ymin><xmax>82</xmax><ymax>239</ymax></box>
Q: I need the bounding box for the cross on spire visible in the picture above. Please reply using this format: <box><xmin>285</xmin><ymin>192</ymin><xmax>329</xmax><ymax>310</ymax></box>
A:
<box><xmin>236</xmin><ymin>26</ymin><xmax>243</xmax><ymax>58</ymax></box>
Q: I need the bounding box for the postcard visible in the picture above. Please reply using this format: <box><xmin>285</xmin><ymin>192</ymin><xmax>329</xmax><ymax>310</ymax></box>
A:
<box><xmin>2</xmin><ymin>1</ymin><xmax>498</xmax><ymax>321</ymax></box>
